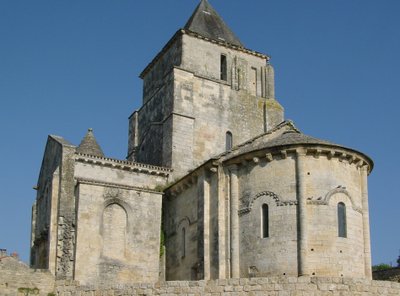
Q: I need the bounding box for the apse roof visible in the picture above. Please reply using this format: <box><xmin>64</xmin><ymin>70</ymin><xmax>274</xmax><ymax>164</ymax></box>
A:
<box><xmin>184</xmin><ymin>0</ymin><xmax>243</xmax><ymax>47</ymax></box>
<box><xmin>217</xmin><ymin>121</ymin><xmax>373</xmax><ymax>169</ymax></box>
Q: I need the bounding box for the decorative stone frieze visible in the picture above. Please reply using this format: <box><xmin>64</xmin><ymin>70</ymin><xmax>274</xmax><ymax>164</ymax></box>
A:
<box><xmin>239</xmin><ymin>191</ymin><xmax>297</xmax><ymax>216</ymax></box>
<box><xmin>306</xmin><ymin>186</ymin><xmax>363</xmax><ymax>214</ymax></box>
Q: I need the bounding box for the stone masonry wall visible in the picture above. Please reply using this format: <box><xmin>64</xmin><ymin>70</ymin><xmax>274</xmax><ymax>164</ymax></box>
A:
<box><xmin>73</xmin><ymin>182</ymin><xmax>163</xmax><ymax>286</ymax></box>
<box><xmin>0</xmin><ymin>256</ymin><xmax>55</xmax><ymax>296</ymax></box>
<box><xmin>55</xmin><ymin>276</ymin><xmax>400</xmax><ymax>295</ymax></box>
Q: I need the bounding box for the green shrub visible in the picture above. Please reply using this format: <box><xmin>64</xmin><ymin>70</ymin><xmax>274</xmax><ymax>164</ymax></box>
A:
<box><xmin>17</xmin><ymin>287</ymin><xmax>40</xmax><ymax>295</ymax></box>
<box><xmin>372</xmin><ymin>263</ymin><xmax>392</xmax><ymax>271</ymax></box>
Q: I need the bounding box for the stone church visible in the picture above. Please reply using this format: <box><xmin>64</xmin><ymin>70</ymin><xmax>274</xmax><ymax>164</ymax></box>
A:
<box><xmin>30</xmin><ymin>0</ymin><xmax>374</xmax><ymax>287</ymax></box>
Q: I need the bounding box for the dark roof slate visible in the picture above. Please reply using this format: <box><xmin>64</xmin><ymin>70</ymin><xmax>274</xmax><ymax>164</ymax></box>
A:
<box><xmin>184</xmin><ymin>0</ymin><xmax>243</xmax><ymax>47</ymax></box>
<box><xmin>76</xmin><ymin>129</ymin><xmax>105</xmax><ymax>157</ymax></box>
<box><xmin>218</xmin><ymin>121</ymin><xmax>372</xmax><ymax>168</ymax></box>
<box><xmin>49</xmin><ymin>135</ymin><xmax>75</xmax><ymax>148</ymax></box>
<box><xmin>250</xmin><ymin>130</ymin><xmax>336</xmax><ymax>151</ymax></box>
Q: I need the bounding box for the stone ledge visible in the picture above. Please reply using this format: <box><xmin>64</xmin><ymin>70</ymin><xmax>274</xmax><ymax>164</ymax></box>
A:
<box><xmin>75</xmin><ymin>153</ymin><xmax>172</xmax><ymax>176</ymax></box>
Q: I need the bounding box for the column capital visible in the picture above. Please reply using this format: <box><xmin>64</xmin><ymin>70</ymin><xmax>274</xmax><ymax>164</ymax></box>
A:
<box><xmin>296</xmin><ymin>148</ymin><xmax>307</xmax><ymax>157</ymax></box>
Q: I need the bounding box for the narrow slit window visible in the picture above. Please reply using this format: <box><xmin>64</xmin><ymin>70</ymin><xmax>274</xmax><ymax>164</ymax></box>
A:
<box><xmin>220</xmin><ymin>54</ymin><xmax>227</xmax><ymax>81</ymax></box>
<box><xmin>237</xmin><ymin>68</ymin><xmax>241</xmax><ymax>90</ymax></box>
<box><xmin>262</xmin><ymin>204</ymin><xmax>269</xmax><ymax>238</ymax></box>
<box><xmin>251</xmin><ymin>67</ymin><xmax>257</xmax><ymax>95</ymax></box>
<box><xmin>338</xmin><ymin>202</ymin><xmax>347</xmax><ymax>238</ymax></box>
<box><xmin>226</xmin><ymin>131</ymin><xmax>233</xmax><ymax>151</ymax></box>
<box><xmin>182</xmin><ymin>227</ymin><xmax>186</xmax><ymax>258</ymax></box>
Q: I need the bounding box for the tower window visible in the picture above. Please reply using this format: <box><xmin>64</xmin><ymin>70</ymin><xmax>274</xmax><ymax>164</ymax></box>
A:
<box><xmin>220</xmin><ymin>54</ymin><xmax>227</xmax><ymax>81</ymax></box>
<box><xmin>237</xmin><ymin>68</ymin><xmax>241</xmax><ymax>90</ymax></box>
<box><xmin>338</xmin><ymin>202</ymin><xmax>347</xmax><ymax>238</ymax></box>
<box><xmin>262</xmin><ymin>204</ymin><xmax>269</xmax><ymax>238</ymax></box>
<box><xmin>226</xmin><ymin>131</ymin><xmax>233</xmax><ymax>151</ymax></box>
<box><xmin>181</xmin><ymin>227</ymin><xmax>186</xmax><ymax>258</ymax></box>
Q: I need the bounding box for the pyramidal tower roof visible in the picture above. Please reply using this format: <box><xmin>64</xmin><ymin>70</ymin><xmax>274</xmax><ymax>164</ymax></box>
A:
<box><xmin>76</xmin><ymin>128</ymin><xmax>105</xmax><ymax>157</ymax></box>
<box><xmin>184</xmin><ymin>0</ymin><xmax>243</xmax><ymax>47</ymax></box>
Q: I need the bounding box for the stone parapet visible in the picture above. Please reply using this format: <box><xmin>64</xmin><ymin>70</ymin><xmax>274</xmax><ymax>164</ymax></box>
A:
<box><xmin>54</xmin><ymin>276</ymin><xmax>400</xmax><ymax>295</ymax></box>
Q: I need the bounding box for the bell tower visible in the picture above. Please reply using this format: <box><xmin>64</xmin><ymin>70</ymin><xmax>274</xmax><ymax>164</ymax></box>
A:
<box><xmin>128</xmin><ymin>0</ymin><xmax>284</xmax><ymax>178</ymax></box>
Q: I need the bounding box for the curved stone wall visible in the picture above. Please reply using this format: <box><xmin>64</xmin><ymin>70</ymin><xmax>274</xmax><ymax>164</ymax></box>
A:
<box><xmin>238</xmin><ymin>156</ymin><xmax>298</xmax><ymax>277</ymax></box>
<box><xmin>236</xmin><ymin>149</ymin><xmax>370</xmax><ymax>278</ymax></box>
<box><xmin>303</xmin><ymin>154</ymin><xmax>368</xmax><ymax>278</ymax></box>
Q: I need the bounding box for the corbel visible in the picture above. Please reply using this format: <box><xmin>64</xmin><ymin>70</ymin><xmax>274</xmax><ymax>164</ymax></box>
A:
<box><xmin>356</xmin><ymin>160</ymin><xmax>365</xmax><ymax>168</ymax></box>
<box><xmin>327</xmin><ymin>150</ymin><xmax>335</xmax><ymax>160</ymax></box>
<box><xmin>338</xmin><ymin>153</ymin><xmax>347</xmax><ymax>162</ymax></box>
<box><xmin>314</xmin><ymin>149</ymin><xmax>322</xmax><ymax>159</ymax></box>
<box><xmin>281</xmin><ymin>150</ymin><xmax>287</xmax><ymax>159</ymax></box>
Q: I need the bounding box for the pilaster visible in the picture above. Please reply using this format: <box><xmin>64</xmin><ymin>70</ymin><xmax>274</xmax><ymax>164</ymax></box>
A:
<box><xmin>48</xmin><ymin>169</ymin><xmax>60</xmax><ymax>275</ymax></box>
<box><xmin>197</xmin><ymin>172</ymin><xmax>211</xmax><ymax>280</ymax></box>
<box><xmin>296</xmin><ymin>149</ymin><xmax>308</xmax><ymax>276</ymax></box>
<box><xmin>217</xmin><ymin>165</ymin><xmax>227</xmax><ymax>279</ymax></box>
<box><xmin>229</xmin><ymin>165</ymin><xmax>240</xmax><ymax>278</ymax></box>
<box><xmin>361</xmin><ymin>166</ymin><xmax>372</xmax><ymax>279</ymax></box>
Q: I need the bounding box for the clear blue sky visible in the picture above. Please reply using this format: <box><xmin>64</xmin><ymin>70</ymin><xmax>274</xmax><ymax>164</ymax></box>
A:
<box><xmin>0</xmin><ymin>0</ymin><xmax>399</xmax><ymax>266</ymax></box>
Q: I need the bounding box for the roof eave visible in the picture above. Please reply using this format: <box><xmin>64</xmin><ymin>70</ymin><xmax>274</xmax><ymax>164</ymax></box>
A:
<box><xmin>222</xmin><ymin>142</ymin><xmax>374</xmax><ymax>174</ymax></box>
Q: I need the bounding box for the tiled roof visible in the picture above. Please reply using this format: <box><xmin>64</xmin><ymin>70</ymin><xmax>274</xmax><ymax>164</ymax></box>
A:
<box><xmin>184</xmin><ymin>0</ymin><xmax>243</xmax><ymax>47</ymax></box>
<box><xmin>219</xmin><ymin>121</ymin><xmax>372</xmax><ymax>167</ymax></box>
<box><xmin>76</xmin><ymin>128</ymin><xmax>104</xmax><ymax>157</ymax></box>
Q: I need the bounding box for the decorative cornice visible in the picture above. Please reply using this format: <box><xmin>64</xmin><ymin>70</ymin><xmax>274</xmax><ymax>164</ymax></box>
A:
<box><xmin>226</xmin><ymin>146</ymin><xmax>371</xmax><ymax>174</ymax></box>
<box><xmin>183</xmin><ymin>29</ymin><xmax>269</xmax><ymax>60</ymax></box>
<box><xmin>167</xmin><ymin>174</ymin><xmax>199</xmax><ymax>198</ymax></box>
<box><xmin>74</xmin><ymin>153</ymin><xmax>172</xmax><ymax>177</ymax></box>
<box><xmin>75</xmin><ymin>178</ymin><xmax>163</xmax><ymax>195</ymax></box>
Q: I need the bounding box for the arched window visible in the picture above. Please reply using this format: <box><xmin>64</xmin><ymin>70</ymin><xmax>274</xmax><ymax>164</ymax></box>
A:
<box><xmin>226</xmin><ymin>131</ymin><xmax>233</xmax><ymax>151</ymax></box>
<box><xmin>181</xmin><ymin>227</ymin><xmax>186</xmax><ymax>258</ymax></box>
<box><xmin>338</xmin><ymin>202</ymin><xmax>347</xmax><ymax>238</ymax></box>
<box><xmin>103</xmin><ymin>203</ymin><xmax>127</xmax><ymax>259</ymax></box>
<box><xmin>262</xmin><ymin>204</ymin><xmax>269</xmax><ymax>238</ymax></box>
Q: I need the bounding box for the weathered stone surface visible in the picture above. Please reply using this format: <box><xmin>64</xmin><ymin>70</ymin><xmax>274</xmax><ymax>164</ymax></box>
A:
<box><xmin>164</xmin><ymin>121</ymin><xmax>372</xmax><ymax>280</ymax></box>
<box><xmin>0</xmin><ymin>256</ymin><xmax>55</xmax><ymax>296</ymax></box>
<box><xmin>31</xmin><ymin>135</ymin><xmax>171</xmax><ymax>286</ymax></box>
<box><xmin>129</xmin><ymin>30</ymin><xmax>283</xmax><ymax>179</ymax></box>
<box><xmin>51</xmin><ymin>277</ymin><xmax>400</xmax><ymax>296</ymax></box>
